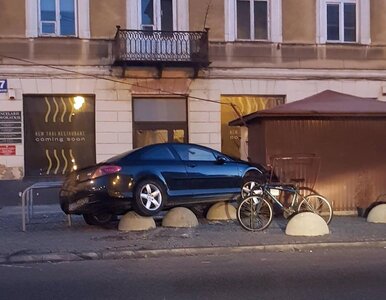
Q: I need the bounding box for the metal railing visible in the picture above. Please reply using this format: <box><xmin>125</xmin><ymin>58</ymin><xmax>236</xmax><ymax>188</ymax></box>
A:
<box><xmin>20</xmin><ymin>181</ymin><xmax>71</xmax><ymax>231</ymax></box>
<box><xmin>113</xmin><ymin>26</ymin><xmax>209</xmax><ymax>65</ymax></box>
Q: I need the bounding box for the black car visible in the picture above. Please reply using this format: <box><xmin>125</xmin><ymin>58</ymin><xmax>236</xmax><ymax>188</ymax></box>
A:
<box><xmin>59</xmin><ymin>143</ymin><xmax>268</xmax><ymax>225</ymax></box>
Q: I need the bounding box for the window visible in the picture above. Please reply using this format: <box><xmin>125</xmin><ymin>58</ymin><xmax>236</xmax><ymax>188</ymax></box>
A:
<box><xmin>133</xmin><ymin>98</ymin><xmax>188</xmax><ymax>148</ymax></box>
<box><xmin>225</xmin><ymin>0</ymin><xmax>282</xmax><ymax>42</ymax></box>
<box><xmin>140</xmin><ymin>0</ymin><xmax>173</xmax><ymax>31</ymax></box>
<box><xmin>127</xmin><ymin>0</ymin><xmax>188</xmax><ymax>31</ymax></box>
<box><xmin>26</xmin><ymin>0</ymin><xmax>90</xmax><ymax>38</ymax></box>
<box><xmin>317</xmin><ymin>0</ymin><xmax>370</xmax><ymax>44</ymax></box>
<box><xmin>326</xmin><ymin>1</ymin><xmax>356</xmax><ymax>42</ymax></box>
<box><xmin>39</xmin><ymin>0</ymin><xmax>76</xmax><ymax>36</ymax></box>
<box><xmin>237</xmin><ymin>0</ymin><xmax>268</xmax><ymax>40</ymax></box>
<box><xmin>141</xmin><ymin>146</ymin><xmax>176</xmax><ymax>160</ymax></box>
<box><xmin>173</xmin><ymin>145</ymin><xmax>216</xmax><ymax>162</ymax></box>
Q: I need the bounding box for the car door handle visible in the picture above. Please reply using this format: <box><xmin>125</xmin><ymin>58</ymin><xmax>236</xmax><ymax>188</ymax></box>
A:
<box><xmin>187</xmin><ymin>163</ymin><xmax>196</xmax><ymax>168</ymax></box>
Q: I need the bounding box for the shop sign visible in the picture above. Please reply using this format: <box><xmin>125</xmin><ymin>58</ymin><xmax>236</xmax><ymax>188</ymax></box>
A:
<box><xmin>23</xmin><ymin>95</ymin><xmax>96</xmax><ymax>176</ymax></box>
<box><xmin>0</xmin><ymin>111</ymin><xmax>22</xmax><ymax>144</ymax></box>
<box><xmin>0</xmin><ymin>145</ymin><xmax>16</xmax><ymax>155</ymax></box>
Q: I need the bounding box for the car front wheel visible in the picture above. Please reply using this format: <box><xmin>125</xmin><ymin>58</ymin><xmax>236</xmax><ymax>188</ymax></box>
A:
<box><xmin>134</xmin><ymin>179</ymin><xmax>166</xmax><ymax>216</ymax></box>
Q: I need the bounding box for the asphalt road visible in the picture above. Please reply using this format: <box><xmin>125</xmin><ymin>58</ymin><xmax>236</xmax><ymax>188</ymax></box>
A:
<box><xmin>1</xmin><ymin>247</ymin><xmax>385</xmax><ymax>300</ymax></box>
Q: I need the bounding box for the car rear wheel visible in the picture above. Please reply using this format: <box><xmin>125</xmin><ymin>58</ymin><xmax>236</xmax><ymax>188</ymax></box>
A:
<box><xmin>83</xmin><ymin>213</ymin><xmax>115</xmax><ymax>226</ymax></box>
<box><xmin>134</xmin><ymin>179</ymin><xmax>166</xmax><ymax>216</ymax></box>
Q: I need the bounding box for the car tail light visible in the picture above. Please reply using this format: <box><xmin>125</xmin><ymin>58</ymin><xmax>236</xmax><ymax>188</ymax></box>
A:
<box><xmin>91</xmin><ymin>165</ymin><xmax>122</xmax><ymax>179</ymax></box>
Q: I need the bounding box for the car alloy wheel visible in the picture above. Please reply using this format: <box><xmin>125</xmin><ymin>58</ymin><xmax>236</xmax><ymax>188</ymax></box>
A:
<box><xmin>134</xmin><ymin>179</ymin><xmax>166</xmax><ymax>216</ymax></box>
<box><xmin>241</xmin><ymin>181</ymin><xmax>263</xmax><ymax>199</ymax></box>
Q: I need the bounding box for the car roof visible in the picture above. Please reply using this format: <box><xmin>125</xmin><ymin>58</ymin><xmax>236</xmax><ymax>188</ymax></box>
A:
<box><xmin>104</xmin><ymin>143</ymin><xmax>226</xmax><ymax>163</ymax></box>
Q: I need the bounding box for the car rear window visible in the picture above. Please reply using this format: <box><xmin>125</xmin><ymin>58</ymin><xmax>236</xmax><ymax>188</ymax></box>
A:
<box><xmin>104</xmin><ymin>149</ymin><xmax>137</xmax><ymax>163</ymax></box>
<box><xmin>140</xmin><ymin>146</ymin><xmax>176</xmax><ymax>160</ymax></box>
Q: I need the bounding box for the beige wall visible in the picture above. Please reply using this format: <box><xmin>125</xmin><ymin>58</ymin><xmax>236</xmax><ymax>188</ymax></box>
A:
<box><xmin>90</xmin><ymin>0</ymin><xmax>126</xmax><ymax>38</ymax></box>
<box><xmin>370</xmin><ymin>0</ymin><xmax>386</xmax><ymax>44</ymax></box>
<box><xmin>190</xmin><ymin>0</ymin><xmax>224</xmax><ymax>40</ymax></box>
<box><xmin>209</xmin><ymin>42</ymin><xmax>386</xmax><ymax>69</ymax></box>
<box><xmin>0</xmin><ymin>0</ymin><xmax>26</xmax><ymax>37</ymax></box>
<box><xmin>282</xmin><ymin>0</ymin><xmax>315</xmax><ymax>43</ymax></box>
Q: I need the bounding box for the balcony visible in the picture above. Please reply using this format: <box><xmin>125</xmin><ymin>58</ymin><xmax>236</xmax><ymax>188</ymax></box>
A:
<box><xmin>113</xmin><ymin>26</ymin><xmax>210</xmax><ymax>77</ymax></box>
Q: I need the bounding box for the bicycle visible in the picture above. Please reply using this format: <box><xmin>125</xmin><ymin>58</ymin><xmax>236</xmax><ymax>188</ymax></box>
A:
<box><xmin>237</xmin><ymin>179</ymin><xmax>333</xmax><ymax>231</ymax></box>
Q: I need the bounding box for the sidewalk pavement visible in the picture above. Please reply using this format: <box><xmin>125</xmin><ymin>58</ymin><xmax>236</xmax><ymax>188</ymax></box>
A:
<box><xmin>0</xmin><ymin>205</ymin><xmax>385</xmax><ymax>265</ymax></box>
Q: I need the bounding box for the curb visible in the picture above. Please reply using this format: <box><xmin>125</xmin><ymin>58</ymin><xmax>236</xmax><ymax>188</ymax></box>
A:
<box><xmin>2</xmin><ymin>240</ymin><xmax>386</xmax><ymax>265</ymax></box>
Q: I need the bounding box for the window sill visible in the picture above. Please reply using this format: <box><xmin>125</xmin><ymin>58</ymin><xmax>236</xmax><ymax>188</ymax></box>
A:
<box><xmin>38</xmin><ymin>35</ymin><xmax>79</xmax><ymax>39</ymax></box>
<box><xmin>325</xmin><ymin>41</ymin><xmax>359</xmax><ymax>45</ymax></box>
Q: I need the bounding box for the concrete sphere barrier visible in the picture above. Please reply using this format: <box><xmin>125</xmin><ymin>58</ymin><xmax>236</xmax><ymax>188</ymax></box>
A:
<box><xmin>285</xmin><ymin>212</ymin><xmax>329</xmax><ymax>236</ymax></box>
<box><xmin>206</xmin><ymin>201</ymin><xmax>237</xmax><ymax>221</ymax></box>
<box><xmin>118</xmin><ymin>211</ymin><xmax>156</xmax><ymax>231</ymax></box>
<box><xmin>367</xmin><ymin>204</ymin><xmax>386</xmax><ymax>223</ymax></box>
<box><xmin>162</xmin><ymin>207</ymin><xmax>199</xmax><ymax>228</ymax></box>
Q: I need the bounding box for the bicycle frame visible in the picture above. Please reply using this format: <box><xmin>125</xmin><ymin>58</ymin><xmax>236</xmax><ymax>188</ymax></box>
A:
<box><xmin>251</xmin><ymin>183</ymin><xmax>305</xmax><ymax>212</ymax></box>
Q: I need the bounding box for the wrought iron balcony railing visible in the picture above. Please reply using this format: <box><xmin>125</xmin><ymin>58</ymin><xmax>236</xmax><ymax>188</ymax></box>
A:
<box><xmin>113</xmin><ymin>26</ymin><xmax>209</xmax><ymax>71</ymax></box>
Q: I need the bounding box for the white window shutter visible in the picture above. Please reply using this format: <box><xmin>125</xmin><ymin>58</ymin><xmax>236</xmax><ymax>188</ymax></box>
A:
<box><xmin>271</xmin><ymin>0</ymin><xmax>282</xmax><ymax>43</ymax></box>
<box><xmin>317</xmin><ymin>0</ymin><xmax>327</xmax><ymax>44</ymax></box>
<box><xmin>359</xmin><ymin>0</ymin><xmax>371</xmax><ymax>44</ymax></box>
<box><xmin>127</xmin><ymin>0</ymin><xmax>140</xmax><ymax>29</ymax></box>
<box><xmin>26</xmin><ymin>0</ymin><xmax>38</xmax><ymax>37</ymax></box>
<box><xmin>176</xmin><ymin>0</ymin><xmax>189</xmax><ymax>31</ymax></box>
<box><xmin>224</xmin><ymin>0</ymin><xmax>236</xmax><ymax>41</ymax></box>
<box><xmin>78</xmin><ymin>0</ymin><xmax>90</xmax><ymax>38</ymax></box>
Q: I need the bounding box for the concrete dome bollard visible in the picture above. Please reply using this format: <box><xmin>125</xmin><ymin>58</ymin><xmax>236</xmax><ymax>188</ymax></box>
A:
<box><xmin>162</xmin><ymin>207</ymin><xmax>199</xmax><ymax>228</ymax></box>
<box><xmin>285</xmin><ymin>212</ymin><xmax>329</xmax><ymax>236</ymax></box>
<box><xmin>206</xmin><ymin>202</ymin><xmax>237</xmax><ymax>221</ymax></box>
<box><xmin>367</xmin><ymin>204</ymin><xmax>386</xmax><ymax>223</ymax></box>
<box><xmin>118</xmin><ymin>211</ymin><xmax>156</xmax><ymax>231</ymax></box>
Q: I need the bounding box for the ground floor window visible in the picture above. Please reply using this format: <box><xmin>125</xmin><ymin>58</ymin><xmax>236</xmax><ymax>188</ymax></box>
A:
<box><xmin>23</xmin><ymin>95</ymin><xmax>95</xmax><ymax>177</ymax></box>
<box><xmin>221</xmin><ymin>95</ymin><xmax>285</xmax><ymax>160</ymax></box>
<box><xmin>133</xmin><ymin>97</ymin><xmax>187</xmax><ymax>147</ymax></box>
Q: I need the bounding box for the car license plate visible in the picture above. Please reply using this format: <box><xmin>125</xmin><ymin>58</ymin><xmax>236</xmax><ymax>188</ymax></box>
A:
<box><xmin>69</xmin><ymin>197</ymin><xmax>89</xmax><ymax>211</ymax></box>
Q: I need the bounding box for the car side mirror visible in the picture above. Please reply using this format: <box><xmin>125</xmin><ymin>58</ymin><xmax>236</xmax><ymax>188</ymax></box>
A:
<box><xmin>216</xmin><ymin>156</ymin><xmax>226</xmax><ymax>164</ymax></box>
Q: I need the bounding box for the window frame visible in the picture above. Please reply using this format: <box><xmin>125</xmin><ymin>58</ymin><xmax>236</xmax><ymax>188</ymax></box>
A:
<box><xmin>26</xmin><ymin>0</ymin><xmax>90</xmax><ymax>38</ymax></box>
<box><xmin>38</xmin><ymin>0</ymin><xmax>77</xmax><ymax>37</ymax></box>
<box><xmin>317</xmin><ymin>0</ymin><xmax>370</xmax><ymax>44</ymax></box>
<box><xmin>236</xmin><ymin>0</ymin><xmax>270</xmax><ymax>41</ymax></box>
<box><xmin>225</xmin><ymin>0</ymin><xmax>282</xmax><ymax>42</ymax></box>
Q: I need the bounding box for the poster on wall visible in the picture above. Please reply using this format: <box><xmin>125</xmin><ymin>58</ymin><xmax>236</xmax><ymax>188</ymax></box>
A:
<box><xmin>23</xmin><ymin>95</ymin><xmax>96</xmax><ymax>177</ymax></box>
<box><xmin>0</xmin><ymin>111</ymin><xmax>22</xmax><ymax>144</ymax></box>
<box><xmin>0</xmin><ymin>145</ymin><xmax>16</xmax><ymax>155</ymax></box>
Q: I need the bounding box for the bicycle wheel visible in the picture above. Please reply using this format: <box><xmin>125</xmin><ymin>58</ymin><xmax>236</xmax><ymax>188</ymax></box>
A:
<box><xmin>241</xmin><ymin>181</ymin><xmax>263</xmax><ymax>199</ymax></box>
<box><xmin>237</xmin><ymin>196</ymin><xmax>273</xmax><ymax>231</ymax></box>
<box><xmin>298</xmin><ymin>194</ymin><xmax>333</xmax><ymax>224</ymax></box>
<box><xmin>297</xmin><ymin>186</ymin><xmax>318</xmax><ymax>197</ymax></box>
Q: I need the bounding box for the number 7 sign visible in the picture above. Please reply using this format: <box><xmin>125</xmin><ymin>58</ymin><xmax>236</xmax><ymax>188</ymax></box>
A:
<box><xmin>0</xmin><ymin>79</ymin><xmax>8</xmax><ymax>93</ymax></box>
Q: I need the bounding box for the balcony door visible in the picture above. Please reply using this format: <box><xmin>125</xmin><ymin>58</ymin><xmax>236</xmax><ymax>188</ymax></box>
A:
<box><xmin>141</xmin><ymin>0</ymin><xmax>174</xmax><ymax>31</ymax></box>
<box><xmin>139</xmin><ymin>0</ymin><xmax>190</xmax><ymax>60</ymax></box>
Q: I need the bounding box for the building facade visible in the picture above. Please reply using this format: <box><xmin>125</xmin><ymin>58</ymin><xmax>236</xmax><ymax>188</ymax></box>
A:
<box><xmin>1</xmin><ymin>0</ymin><xmax>386</xmax><ymax>205</ymax></box>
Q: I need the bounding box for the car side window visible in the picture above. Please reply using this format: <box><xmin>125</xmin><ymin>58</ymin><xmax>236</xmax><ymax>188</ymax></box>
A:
<box><xmin>141</xmin><ymin>146</ymin><xmax>176</xmax><ymax>160</ymax></box>
<box><xmin>174</xmin><ymin>145</ymin><xmax>216</xmax><ymax>161</ymax></box>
